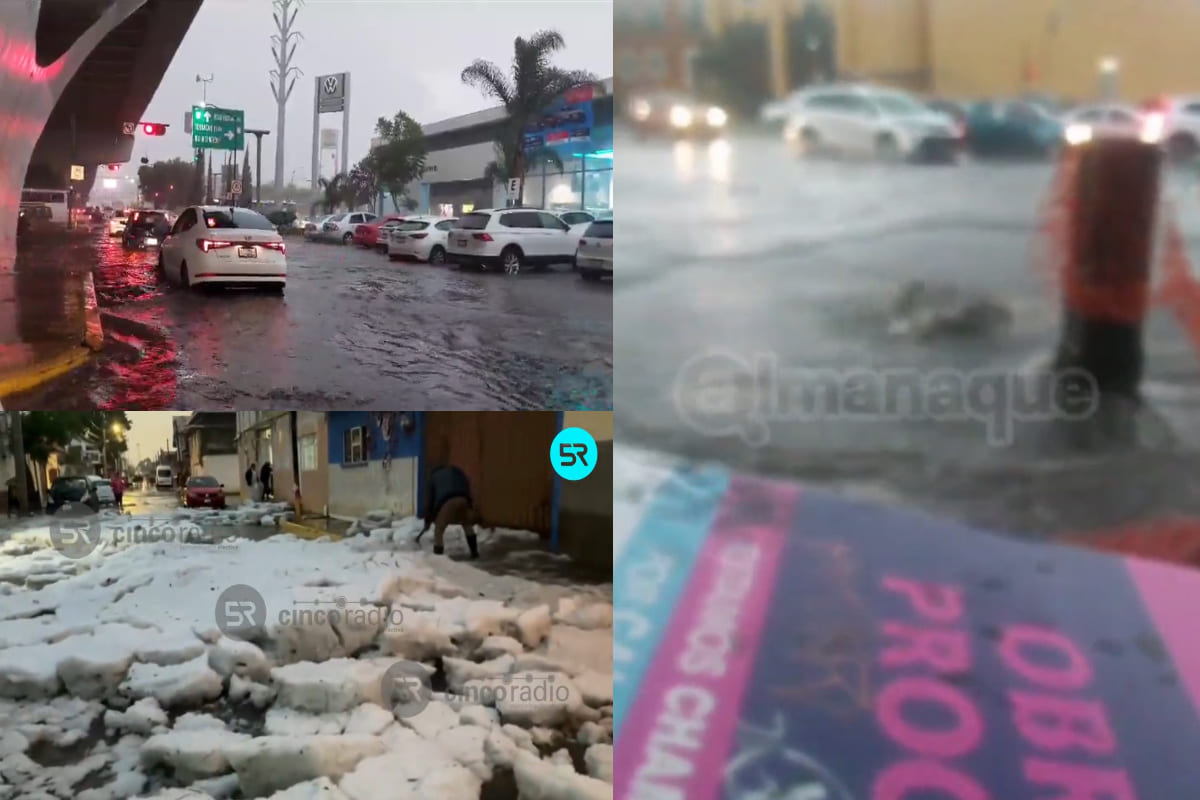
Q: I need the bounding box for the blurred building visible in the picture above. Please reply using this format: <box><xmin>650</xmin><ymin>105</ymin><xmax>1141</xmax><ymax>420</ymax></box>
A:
<box><xmin>833</xmin><ymin>0</ymin><xmax>1200</xmax><ymax>100</ymax></box>
<box><xmin>615</xmin><ymin>0</ymin><xmax>708</xmax><ymax>92</ymax></box>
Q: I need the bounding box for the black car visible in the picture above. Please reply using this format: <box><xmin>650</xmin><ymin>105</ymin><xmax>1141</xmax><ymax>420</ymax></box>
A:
<box><xmin>46</xmin><ymin>475</ymin><xmax>115</xmax><ymax>514</ymax></box>
<box><xmin>123</xmin><ymin>210</ymin><xmax>170</xmax><ymax>249</ymax></box>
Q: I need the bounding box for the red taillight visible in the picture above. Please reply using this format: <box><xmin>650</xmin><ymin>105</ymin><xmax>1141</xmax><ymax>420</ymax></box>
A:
<box><xmin>262</xmin><ymin>241</ymin><xmax>286</xmax><ymax>253</ymax></box>
<box><xmin>197</xmin><ymin>239</ymin><xmax>234</xmax><ymax>252</ymax></box>
<box><xmin>410</xmin><ymin>233</ymin><xmax>428</xmax><ymax>239</ymax></box>
<box><xmin>472</xmin><ymin>232</ymin><xmax>493</xmax><ymax>242</ymax></box>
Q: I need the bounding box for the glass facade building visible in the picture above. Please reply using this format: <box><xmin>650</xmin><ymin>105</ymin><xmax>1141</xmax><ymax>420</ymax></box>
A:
<box><xmin>522</xmin><ymin>93</ymin><xmax>614</xmax><ymax>214</ymax></box>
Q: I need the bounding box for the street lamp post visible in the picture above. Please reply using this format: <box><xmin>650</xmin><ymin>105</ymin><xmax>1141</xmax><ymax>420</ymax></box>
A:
<box><xmin>246</xmin><ymin>129</ymin><xmax>271</xmax><ymax>206</ymax></box>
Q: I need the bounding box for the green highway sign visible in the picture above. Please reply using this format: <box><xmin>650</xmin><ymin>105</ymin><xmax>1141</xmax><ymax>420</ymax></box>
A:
<box><xmin>191</xmin><ymin>105</ymin><xmax>244</xmax><ymax>150</ymax></box>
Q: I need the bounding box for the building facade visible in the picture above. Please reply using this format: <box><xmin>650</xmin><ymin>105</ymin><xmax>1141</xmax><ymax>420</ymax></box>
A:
<box><xmin>235</xmin><ymin>412</ymin><xmax>328</xmax><ymax>508</ymax></box>
<box><xmin>413</xmin><ymin>78</ymin><xmax>614</xmax><ymax>217</ymax></box>
<box><xmin>185</xmin><ymin>413</ymin><xmax>239</xmax><ymax>493</ymax></box>
<box><xmin>616</xmin><ymin>0</ymin><xmax>708</xmax><ymax>93</ymax></box>
<box><xmin>827</xmin><ymin>0</ymin><xmax>1200</xmax><ymax>101</ymax></box>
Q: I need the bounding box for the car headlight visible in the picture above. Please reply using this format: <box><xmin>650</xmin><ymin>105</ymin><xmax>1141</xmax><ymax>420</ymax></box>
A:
<box><xmin>1141</xmin><ymin>112</ymin><xmax>1165</xmax><ymax>144</ymax></box>
<box><xmin>669</xmin><ymin>105</ymin><xmax>693</xmax><ymax>128</ymax></box>
<box><xmin>1064</xmin><ymin>123</ymin><xmax>1092</xmax><ymax>145</ymax></box>
<box><xmin>706</xmin><ymin>106</ymin><xmax>727</xmax><ymax>127</ymax></box>
<box><xmin>631</xmin><ymin>99</ymin><xmax>652</xmax><ymax>121</ymax></box>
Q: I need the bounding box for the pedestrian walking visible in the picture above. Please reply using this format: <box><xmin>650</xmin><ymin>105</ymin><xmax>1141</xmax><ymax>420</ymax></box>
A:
<box><xmin>110</xmin><ymin>472</ymin><xmax>126</xmax><ymax>511</ymax></box>
<box><xmin>416</xmin><ymin>458</ymin><xmax>480</xmax><ymax>559</ymax></box>
<box><xmin>260</xmin><ymin>462</ymin><xmax>273</xmax><ymax>501</ymax></box>
<box><xmin>246</xmin><ymin>462</ymin><xmax>257</xmax><ymax>501</ymax></box>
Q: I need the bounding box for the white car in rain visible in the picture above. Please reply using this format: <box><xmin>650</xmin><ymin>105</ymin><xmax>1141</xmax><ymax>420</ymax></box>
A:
<box><xmin>781</xmin><ymin>83</ymin><xmax>962</xmax><ymax>162</ymax></box>
<box><xmin>386</xmin><ymin>215</ymin><xmax>458</xmax><ymax>264</ymax></box>
<box><xmin>158</xmin><ymin>206</ymin><xmax>288</xmax><ymax>292</ymax></box>
<box><xmin>558</xmin><ymin>210</ymin><xmax>595</xmax><ymax>239</ymax></box>
<box><xmin>107</xmin><ymin>210</ymin><xmax>129</xmax><ymax>237</ymax></box>
<box><xmin>1061</xmin><ymin>103</ymin><xmax>1161</xmax><ymax>145</ymax></box>
<box><xmin>574</xmin><ymin>218</ymin><xmax>612</xmax><ymax>281</ymax></box>
<box><xmin>320</xmin><ymin>211</ymin><xmax>378</xmax><ymax>244</ymax></box>
<box><xmin>303</xmin><ymin>215</ymin><xmax>334</xmax><ymax>241</ymax></box>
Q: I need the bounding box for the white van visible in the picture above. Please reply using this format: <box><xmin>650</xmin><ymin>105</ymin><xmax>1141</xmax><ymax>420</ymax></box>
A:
<box><xmin>20</xmin><ymin>188</ymin><xmax>69</xmax><ymax>226</ymax></box>
<box><xmin>155</xmin><ymin>466</ymin><xmax>174</xmax><ymax>490</ymax></box>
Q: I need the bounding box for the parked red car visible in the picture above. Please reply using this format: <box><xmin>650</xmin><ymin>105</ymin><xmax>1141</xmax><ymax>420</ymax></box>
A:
<box><xmin>184</xmin><ymin>475</ymin><xmax>226</xmax><ymax>509</ymax></box>
<box><xmin>354</xmin><ymin>214</ymin><xmax>407</xmax><ymax>251</ymax></box>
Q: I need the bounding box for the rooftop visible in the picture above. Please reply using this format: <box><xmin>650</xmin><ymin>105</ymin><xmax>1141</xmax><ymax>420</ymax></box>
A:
<box><xmin>422</xmin><ymin>76</ymin><xmax>615</xmax><ymax>136</ymax></box>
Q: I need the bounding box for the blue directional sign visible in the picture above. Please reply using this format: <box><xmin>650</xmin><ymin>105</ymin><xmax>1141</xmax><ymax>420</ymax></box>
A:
<box><xmin>191</xmin><ymin>105</ymin><xmax>244</xmax><ymax>150</ymax></box>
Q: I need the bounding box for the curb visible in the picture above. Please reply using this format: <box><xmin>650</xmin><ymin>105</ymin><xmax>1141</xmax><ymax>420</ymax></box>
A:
<box><xmin>277</xmin><ymin>519</ymin><xmax>342</xmax><ymax>542</ymax></box>
<box><xmin>0</xmin><ymin>272</ymin><xmax>103</xmax><ymax>403</ymax></box>
<box><xmin>0</xmin><ymin>345</ymin><xmax>94</xmax><ymax>400</ymax></box>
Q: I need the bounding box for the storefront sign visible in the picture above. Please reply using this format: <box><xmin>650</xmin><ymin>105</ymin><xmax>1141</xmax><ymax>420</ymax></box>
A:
<box><xmin>524</xmin><ymin>89</ymin><xmax>593</xmax><ymax>151</ymax></box>
<box><xmin>615</xmin><ymin>450</ymin><xmax>1200</xmax><ymax>800</ymax></box>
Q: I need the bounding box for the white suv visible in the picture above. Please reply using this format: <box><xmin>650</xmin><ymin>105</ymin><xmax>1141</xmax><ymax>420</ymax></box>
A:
<box><xmin>445</xmin><ymin>208</ymin><xmax>577</xmax><ymax>275</ymax></box>
<box><xmin>782</xmin><ymin>83</ymin><xmax>961</xmax><ymax>162</ymax></box>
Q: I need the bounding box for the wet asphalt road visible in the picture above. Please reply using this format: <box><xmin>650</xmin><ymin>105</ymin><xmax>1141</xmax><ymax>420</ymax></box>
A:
<box><xmin>3</xmin><ymin>232</ymin><xmax>612</xmax><ymax>409</ymax></box>
<box><xmin>616</xmin><ymin>128</ymin><xmax>1200</xmax><ymax>537</ymax></box>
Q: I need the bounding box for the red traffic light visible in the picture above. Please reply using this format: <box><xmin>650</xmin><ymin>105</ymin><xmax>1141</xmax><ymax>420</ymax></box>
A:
<box><xmin>141</xmin><ymin>123</ymin><xmax>167</xmax><ymax>136</ymax></box>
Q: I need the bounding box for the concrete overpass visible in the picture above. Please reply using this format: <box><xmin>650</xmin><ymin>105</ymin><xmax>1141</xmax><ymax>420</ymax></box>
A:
<box><xmin>0</xmin><ymin>0</ymin><xmax>202</xmax><ymax>268</ymax></box>
<box><xmin>0</xmin><ymin>0</ymin><xmax>201</xmax><ymax>400</ymax></box>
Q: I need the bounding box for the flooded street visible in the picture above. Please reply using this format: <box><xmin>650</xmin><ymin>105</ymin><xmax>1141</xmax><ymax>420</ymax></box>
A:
<box><xmin>616</xmin><ymin>130</ymin><xmax>1200</xmax><ymax>537</ymax></box>
<box><xmin>3</xmin><ymin>234</ymin><xmax>612</xmax><ymax>409</ymax></box>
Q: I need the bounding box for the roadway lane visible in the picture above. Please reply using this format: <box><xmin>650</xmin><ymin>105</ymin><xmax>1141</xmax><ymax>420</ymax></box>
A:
<box><xmin>4</xmin><ymin>234</ymin><xmax>612</xmax><ymax>409</ymax></box>
<box><xmin>616</xmin><ymin>128</ymin><xmax>1200</xmax><ymax>537</ymax></box>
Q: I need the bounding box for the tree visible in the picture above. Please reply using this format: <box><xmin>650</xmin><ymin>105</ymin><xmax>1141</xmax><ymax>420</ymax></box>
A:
<box><xmin>241</xmin><ymin>149</ymin><xmax>254</xmax><ymax>207</ymax></box>
<box><xmin>693</xmin><ymin>23</ymin><xmax>771</xmax><ymax>120</ymax></box>
<box><xmin>314</xmin><ymin>173</ymin><xmax>349</xmax><ymax>215</ymax></box>
<box><xmin>136</xmin><ymin>159</ymin><xmax>197</xmax><ymax>209</ymax></box>
<box><xmin>460</xmin><ymin>30</ymin><xmax>595</xmax><ymax>205</ymax></box>
<box><xmin>347</xmin><ymin>159</ymin><xmax>379</xmax><ymax>211</ymax></box>
<box><xmin>483</xmin><ymin>139</ymin><xmax>563</xmax><ymax>204</ymax></box>
<box><xmin>369</xmin><ymin>111</ymin><xmax>428</xmax><ymax>212</ymax></box>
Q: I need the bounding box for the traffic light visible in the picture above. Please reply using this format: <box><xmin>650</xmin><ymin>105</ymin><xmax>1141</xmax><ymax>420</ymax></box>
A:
<box><xmin>141</xmin><ymin>122</ymin><xmax>167</xmax><ymax>136</ymax></box>
<box><xmin>106</xmin><ymin>164</ymin><xmax>120</xmax><ymax>171</ymax></box>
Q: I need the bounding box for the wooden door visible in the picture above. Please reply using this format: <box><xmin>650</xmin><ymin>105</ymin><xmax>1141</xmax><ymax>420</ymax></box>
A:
<box><xmin>423</xmin><ymin>412</ymin><xmax>558</xmax><ymax>534</ymax></box>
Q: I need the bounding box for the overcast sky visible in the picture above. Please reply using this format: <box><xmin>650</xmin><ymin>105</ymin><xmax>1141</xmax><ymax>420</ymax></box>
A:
<box><xmin>117</xmin><ymin>0</ymin><xmax>612</xmax><ymax>187</ymax></box>
<box><xmin>123</xmin><ymin>412</ymin><xmax>187</xmax><ymax>464</ymax></box>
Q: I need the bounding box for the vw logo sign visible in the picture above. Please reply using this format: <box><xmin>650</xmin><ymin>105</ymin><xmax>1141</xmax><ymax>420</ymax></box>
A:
<box><xmin>323</xmin><ymin>76</ymin><xmax>339</xmax><ymax>95</ymax></box>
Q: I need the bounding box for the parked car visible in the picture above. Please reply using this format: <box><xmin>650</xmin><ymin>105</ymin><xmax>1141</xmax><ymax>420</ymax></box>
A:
<box><xmin>17</xmin><ymin>204</ymin><xmax>54</xmax><ymax>236</ymax></box>
<box><xmin>628</xmin><ymin>91</ymin><xmax>728</xmax><ymax>139</ymax></box>
<box><xmin>46</xmin><ymin>475</ymin><xmax>115</xmax><ymax>514</ymax></box>
<box><xmin>353</xmin><ymin>214</ymin><xmax>407</xmax><ymax>250</ymax></box>
<box><xmin>1140</xmin><ymin>96</ymin><xmax>1200</xmax><ymax>161</ymax></box>
<box><xmin>123</xmin><ymin>209</ymin><xmax>170</xmax><ymax>249</ymax></box>
<box><xmin>925</xmin><ymin>98</ymin><xmax>970</xmax><ymax>132</ymax></box>
<box><xmin>184</xmin><ymin>475</ymin><xmax>227</xmax><ymax>509</ymax></box>
<box><xmin>782</xmin><ymin>83</ymin><xmax>962</xmax><ymax>162</ymax></box>
<box><xmin>1061</xmin><ymin>103</ymin><xmax>1158</xmax><ymax>145</ymax></box>
<box><xmin>386</xmin><ymin>215</ymin><xmax>458</xmax><ymax>263</ymax></box>
<box><xmin>303</xmin><ymin>214</ymin><xmax>334</xmax><ymax>241</ymax></box>
<box><xmin>964</xmin><ymin>100</ymin><xmax>1063</xmax><ymax>158</ymax></box>
<box><xmin>158</xmin><ymin>206</ymin><xmax>287</xmax><ymax>292</ymax></box>
<box><xmin>557</xmin><ymin>210</ymin><xmax>596</xmax><ymax>239</ymax></box>
<box><xmin>320</xmin><ymin>211</ymin><xmax>379</xmax><ymax>244</ymax></box>
<box><xmin>574</xmin><ymin>218</ymin><xmax>612</xmax><ymax>281</ymax></box>
<box><xmin>445</xmin><ymin>207</ymin><xmax>577</xmax><ymax>275</ymax></box>
<box><xmin>155</xmin><ymin>465</ymin><xmax>174</xmax><ymax>490</ymax></box>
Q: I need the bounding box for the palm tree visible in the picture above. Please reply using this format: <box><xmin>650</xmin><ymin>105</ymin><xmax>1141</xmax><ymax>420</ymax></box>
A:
<box><xmin>483</xmin><ymin>140</ymin><xmax>564</xmax><ymax>205</ymax></box>
<box><xmin>461</xmin><ymin>30</ymin><xmax>596</xmax><ymax>204</ymax></box>
<box><xmin>314</xmin><ymin>173</ymin><xmax>349</xmax><ymax>215</ymax></box>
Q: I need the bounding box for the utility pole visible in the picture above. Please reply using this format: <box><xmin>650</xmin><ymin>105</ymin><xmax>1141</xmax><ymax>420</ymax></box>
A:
<box><xmin>196</xmin><ymin>73</ymin><xmax>213</xmax><ymax>202</ymax></box>
<box><xmin>10</xmin><ymin>413</ymin><xmax>28</xmax><ymax>515</ymax></box>
<box><xmin>270</xmin><ymin>0</ymin><xmax>304</xmax><ymax>196</ymax></box>
<box><xmin>246</xmin><ymin>129</ymin><xmax>271</xmax><ymax>206</ymax></box>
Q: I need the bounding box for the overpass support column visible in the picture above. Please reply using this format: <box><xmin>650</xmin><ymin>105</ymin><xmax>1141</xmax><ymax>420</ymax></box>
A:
<box><xmin>0</xmin><ymin>0</ymin><xmax>150</xmax><ymax>270</ymax></box>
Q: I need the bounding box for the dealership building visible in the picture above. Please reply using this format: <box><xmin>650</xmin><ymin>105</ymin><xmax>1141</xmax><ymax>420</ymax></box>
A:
<box><xmin>411</xmin><ymin>77</ymin><xmax>613</xmax><ymax>217</ymax></box>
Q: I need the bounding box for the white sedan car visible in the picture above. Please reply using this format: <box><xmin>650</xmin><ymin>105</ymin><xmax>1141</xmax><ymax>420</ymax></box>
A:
<box><xmin>574</xmin><ymin>218</ymin><xmax>612</xmax><ymax>281</ymax></box>
<box><xmin>108</xmin><ymin>212</ymin><xmax>128</xmax><ymax>237</ymax></box>
<box><xmin>1061</xmin><ymin>103</ymin><xmax>1160</xmax><ymax>145</ymax></box>
<box><xmin>158</xmin><ymin>206</ymin><xmax>287</xmax><ymax>292</ymax></box>
<box><xmin>387</xmin><ymin>216</ymin><xmax>458</xmax><ymax>263</ymax></box>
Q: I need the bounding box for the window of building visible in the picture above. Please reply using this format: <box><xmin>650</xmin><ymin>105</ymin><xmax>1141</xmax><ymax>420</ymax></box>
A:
<box><xmin>343</xmin><ymin>426</ymin><xmax>366</xmax><ymax>465</ymax></box>
<box><xmin>300</xmin><ymin>435</ymin><xmax>317</xmax><ymax>472</ymax></box>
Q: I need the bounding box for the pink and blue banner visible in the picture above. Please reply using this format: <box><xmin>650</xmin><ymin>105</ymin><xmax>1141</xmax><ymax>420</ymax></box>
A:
<box><xmin>615</xmin><ymin>459</ymin><xmax>1200</xmax><ymax>800</ymax></box>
